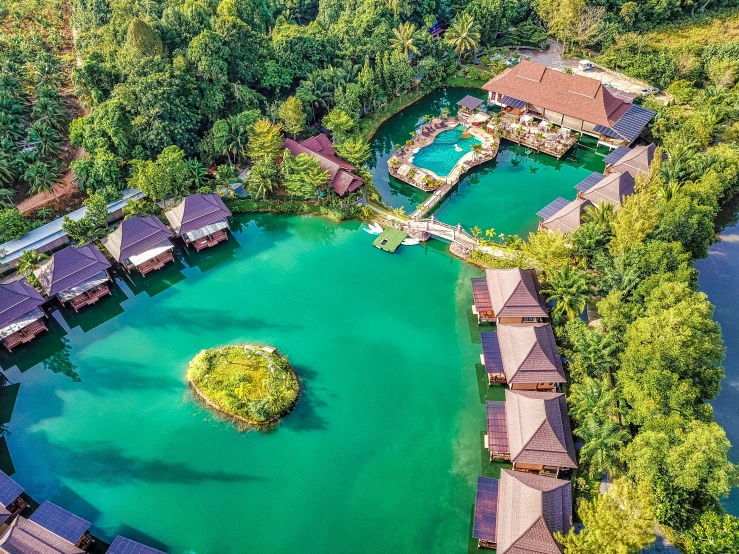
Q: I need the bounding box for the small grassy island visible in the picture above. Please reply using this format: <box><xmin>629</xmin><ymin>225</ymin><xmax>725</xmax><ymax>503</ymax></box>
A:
<box><xmin>187</xmin><ymin>344</ymin><xmax>299</xmax><ymax>427</ymax></box>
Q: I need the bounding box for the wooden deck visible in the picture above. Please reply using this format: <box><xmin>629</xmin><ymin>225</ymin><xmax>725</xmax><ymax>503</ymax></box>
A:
<box><xmin>135</xmin><ymin>250</ymin><xmax>174</xmax><ymax>275</ymax></box>
<box><xmin>68</xmin><ymin>283</ymin><xmax>111</xmax><ymax>312</ymax></box>
<box><xmin>189</xmin><ymin>229</ymin><xmax>229</xmax><ymax>251</ymax></box>
<box><xmin>1</xmin><ymin>319</ymin><xmax>48</xmax><ymax>352</ymax></box>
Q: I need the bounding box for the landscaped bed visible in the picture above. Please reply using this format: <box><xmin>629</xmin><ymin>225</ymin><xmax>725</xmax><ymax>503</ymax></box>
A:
<box><xmin>187</xmin><ymin>344</ymin><xmax>299</xmax><ymax>427</ymax></box>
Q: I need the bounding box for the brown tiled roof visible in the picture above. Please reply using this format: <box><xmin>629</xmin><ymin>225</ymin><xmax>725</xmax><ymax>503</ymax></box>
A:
<box><xmin>581</xmin><ymin>171</ymin><xmax>635</xmax><ymax>209</ymax></box>
<box><xmin>541</xmin><ymin>198</ymin><xmax>592</xmax><ymax>233</ymax></box>
<box><xmin>164</xmin><ymin>194</ymin><xmax>231</xmax><ymax>236</ymax></box>
<box><xmin>609</xmin><ymin>143</ymin><xmax>656</xmax><ymax>178</ymax></box>
<box><xmin>485</xmin><ymin>269</ymin><xmax>548</xmax><ymax>319</ymax></box>
<box><xmin>33</xmin><ymin>244</ymin><xmax>111</xmax><ymax>297</ymax></box>
<box><xmin>100</xmin><ymin>215</ymin><xmax>174</xmax><ymax>262</ymax></box>
<box><xmin>283</xmin><ymin>135</ymin><xmax>364</xmax><ymax>197</ymax></box>
<box><xmin>0</xmin><ymin>517</ymin><xmax>83</xmax><ymax>554</ymax></box>
<box><xmin>0</xmin><ymin>279</ymin><xmax>45</xmax><ymax>328</ymax></box>
<box><xmin>505</xmin><ymin>390</ymin><xmax>577</xmax><ymax>469</ymax></box>
<box><xmin>496</xmin><ymin>324</ymin><xmax>565</xmax><ymax>385</ymax></box>
<box><xmin>482</xmin><ymin>61</ymin><xmax>630</xmax><ymax>127</ymax></box>
<box><xmin>496</xmin><ymin>470</ymin><xmax>572</xmax><ymax>554</ymax></box>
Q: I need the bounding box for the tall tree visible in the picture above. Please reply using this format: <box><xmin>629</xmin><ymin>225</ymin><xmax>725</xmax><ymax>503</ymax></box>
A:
<box><xmin>542</xmin><ymin>265</ymin><xmax>591</xmax><ymax>321</ymax></box>
<box><xmin>389</xmin><ymin>22</ymin><xmax>422</xmax><ymax>58</ymax></box>
<box><xmin>278</xmin><ymin>96</ymin><xmax>306</xmax><ymax>139</ymax></box>
<box><xmin>445</xmin><ymin>13</ymin><xmax>480</xmax><ymax>63</ymax></box>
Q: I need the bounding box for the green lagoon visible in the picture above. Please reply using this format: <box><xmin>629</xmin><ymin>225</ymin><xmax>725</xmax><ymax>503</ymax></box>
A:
<box><xmin>0</xmin><ymin>214</ymin><xmax>493</xmax><ymax>554</ymax></box>
<box><xmin>369</xmin><ymin>87</ymin><xmax>608</xmax><ymax>235</ymax></box>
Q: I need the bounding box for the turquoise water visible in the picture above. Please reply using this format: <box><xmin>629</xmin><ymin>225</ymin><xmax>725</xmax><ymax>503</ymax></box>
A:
<box><xmin>413</xmin><ymin>126</ymin><xmax>481</xmax><ymax>177</ymax></box>
<box><xmin>0</xmin><ymin>214</ymin><xmax>498</xmax><ymax>554</ymax></box>
<box><xmin>369</xmin><ymin>88</ymin><xmax>607</xmax><ymax>235</ymax></box>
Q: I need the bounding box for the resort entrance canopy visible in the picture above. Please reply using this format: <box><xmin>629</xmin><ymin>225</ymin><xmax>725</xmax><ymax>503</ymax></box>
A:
<box><xmin>482</xmin><ymin>60</ymin><xmax>656</xmax><ymax>145</ymax></box>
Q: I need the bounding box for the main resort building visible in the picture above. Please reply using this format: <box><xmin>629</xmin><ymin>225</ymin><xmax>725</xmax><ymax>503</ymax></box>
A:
<box><xmin>483</xmin><ymin>60</ymin><xmax>656</xmax><ymax>147</ymax></box>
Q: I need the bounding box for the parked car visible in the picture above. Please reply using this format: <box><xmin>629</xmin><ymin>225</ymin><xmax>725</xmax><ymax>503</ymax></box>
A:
<box><xmin>578</xmin><ymin>60</ymin><xmax>594</xmax><ymax>71</ymax></box>
<box><xmin>641</xmin><ymin>87</ymin><xmax>660</xmax><ymax>95</ymax></box>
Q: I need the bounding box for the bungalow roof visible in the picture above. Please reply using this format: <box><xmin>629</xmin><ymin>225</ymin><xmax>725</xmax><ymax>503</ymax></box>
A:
<box><xmin>164</xmin><ymin>194</ymin><xmax>231</xmax><ymax>236</ymax></box>
<box><xmin>33</xmin><ymin>244</ymin><xmax>111</xmax><ymax>297</ymax></box>
<box><xmin>581</xmin><ymin>171</ymin><xmax>635</xmax><ymax>208</ymax></box>
<box><xmin>541</xmin><ymin>197</ymin><xmax>592</xmax><ymax>233</ymax></box>
<box><xmin>484</xmin><ymin>269</ymin><xmax>548</xmax><ymax>319</ymax></box>
<box><xmin>0</xmin><ymin>280</ymin><xmax>45</xmax><ymax>329</ymax></box>
<box><xmin>101</xmin><ymin>215</ymin><xmax>174</xmax><ymax>262</ymax></box>
<box><xmin>496</xmin><ymin>324</ymin><xmax>565</xmax><ymax>385</ymax></box>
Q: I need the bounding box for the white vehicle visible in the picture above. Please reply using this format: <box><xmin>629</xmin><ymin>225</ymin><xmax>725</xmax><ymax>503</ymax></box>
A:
<box><xmin>578</xmin><ymin>60</ymin><xmax>594</xmax><ymax>71</ymax></box>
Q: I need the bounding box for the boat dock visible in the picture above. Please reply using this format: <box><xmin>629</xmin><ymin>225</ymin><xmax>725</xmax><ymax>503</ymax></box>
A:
<box><xmin>373</xmin><ymin>228</ymin><xmax>408</xmax><ymax>253</ymax></box>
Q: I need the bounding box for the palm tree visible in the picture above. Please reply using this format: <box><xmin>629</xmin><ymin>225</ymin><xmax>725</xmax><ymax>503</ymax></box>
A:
<box><xmin>542</xmin><ymin>265</ymin><xmax>591</xmax><ymax>321</ymax></box>
<box><xmin>26</xmin><ymin>122</ymin><xmax>61</xmax><ymax>159</ymax></box>
<box><xmin>0</xmin><ymin>152</ymin><xmax>17</xmax><ymax>187</ymax></box>
<box><xmin>0</xmin><ymin>112</ymin><xmax>23</xmax><ymax>142</ymax></box>
<box><xmin>471</xmin><ymin>143</ymin><xmax>483</xmax><ymax>160</ymax></box>
<box><xmin>657</xmin><ymin>181</ymin><xmax>681</xmax><ymax>203</ymax></box>
<box><xmin>390</xmin><ymin>22</ymin><xmax>422</xmax><ymax>59</ymax></box>
<box><xmin>0</xmin><ymin>188</ymin><xmax>15</xmax><ymax>207</ymax></box>
<box><xmin>569</xmin><ymin>376</ymin><xmax>620</xmax><ymax>423</ymax></box>
<box><xmin>16</xmin><ymin>249</ymin><xmax>48</xmax><ymax>277</ymax></box>
<box><xmin>185</xmin><ymin>158</ymin><xmax>209</xmax><ymax>188</ymax></box>
<box><xmin>23</xmin><ymin>161</ymin><xmax>59</xmax><ymax>195</ymax></box>
<box><xmin>575</xmin><ymin>417</ymin><xmax>630</xmax><ymax>478</ymax></box>
<box><xmin>445</xmin><ymin>14</ymin><xmax>480</xmax><ymax>64</ymax></box>
<box><xmin>32</xmin><ymin>97</ymin><xmax>66</xmax><ymax>131</ymax></box>
<box><xmin>582</xmin><ymin>201</ymin><xmax>614</xmax><ymax>227</ymax></box>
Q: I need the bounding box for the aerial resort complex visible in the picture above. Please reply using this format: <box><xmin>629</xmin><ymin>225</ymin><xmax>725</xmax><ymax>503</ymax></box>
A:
<box><xmin>1</xmin><ymin>0</ymin><xmax>737</xmax><ymax>551</ymax></box>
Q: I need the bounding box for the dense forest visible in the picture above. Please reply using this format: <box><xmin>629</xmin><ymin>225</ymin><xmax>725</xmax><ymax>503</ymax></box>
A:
<box><xmin>3</xmin><ymin>0</ymin><xmax>739</xmax><ymax>550</ymax></box>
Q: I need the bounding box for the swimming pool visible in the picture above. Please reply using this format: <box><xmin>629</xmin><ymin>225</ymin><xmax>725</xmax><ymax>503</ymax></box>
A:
<box><xmin>413</xmin><ymin>126</ymin><xmax>481</xmax><ymax>177</ymax></box>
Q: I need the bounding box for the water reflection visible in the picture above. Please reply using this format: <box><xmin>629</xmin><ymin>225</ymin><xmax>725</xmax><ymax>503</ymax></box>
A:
<box><xmin>0</xmin><ymin>316</ymin><xmax>68</xmax><ymax>374</ymax></box>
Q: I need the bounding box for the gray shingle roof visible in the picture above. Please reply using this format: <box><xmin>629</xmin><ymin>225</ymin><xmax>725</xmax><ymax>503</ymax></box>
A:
<box><xmin>33</xmin><ymin>244</ymin><xmax>111</xmax><ymax>297</ymax></box>
<box><xmin>101</xmin><ymin>215</ymin><xmax>174</xmax><ymax>262</ymax></box>
<box><xmin>496</xmin><ymin>470</ymin><xmax>572</xmax><ymax>554</ymax></box>
<box><xmin>610</xmin><ymin>143</ymin><xmax>656</xmax><ymax>178</ymax></box>
<box><xmin>164</xmin><ymin>194</ymin><xmax>231</xmax><ymax>236</ymax></box>
<box><xmin>0</xmin><ymin>517</ymin><xmax>83</xmax><ymax>554</ymax></box>
<box><xmin>0</xmin><ymin>280</ymin><xmax>45</xmax><ymax>329</ymax></box>
<box><xmin>496</xmin><ymin>324</ymin><xmax>566</xmax><ymax>385</ymax></box>
<box><xmin>581</xmin><ymin>171</ymin><xmax>635</xmax><ymax>209</ymax></box>
<box><xmin>485</xmin><ymin>269</ymin><xmax>548</xmax><ymax>319</ymax></box>
<box><xmin>505</xmin><ymin>390</ymin><xmax>577</xmax><ymax>469</ymax></box>
<box><xmin>541</xmin><ymin>198</ymin><xmax>592</xmax><ymax>233</ymax></box>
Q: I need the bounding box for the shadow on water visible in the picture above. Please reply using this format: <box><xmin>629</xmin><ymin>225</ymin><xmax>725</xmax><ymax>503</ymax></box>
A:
<box><xmin>179</xmin><ymin>234</ymin><xmax>242</xmax><ymax>274</ymax></box>
<box><xmin>73</xmin><ymin>358</ymin><xmax>182</xmax><ymax>394</ymax></box>
<box><xmin>135</xmin><ymin>305</ymin><xmax>304</xmax><ymax>334</ymax></box>
<box><xmin>57</xmin><ymin>284</ymin><xmax>127</xmax><ymax>334</ymax></box>
<box><xmin>118</xmin><ymin>259</ymin><xmax>187</xmax><ymax>299</ymax></box>
<box><xmin>282</xmin><ymin>365</ymin><xmax>330</xmax><ymax>433</ymax></box>
<box><xmin>42</xmin><ymin>337</ymin><xmax>80</xmax><ymax>382</ymax></box>
<box><xmin>32</xmin><ymin>434</ymin><xmax>260</xmax><ymax>486</ymax></box>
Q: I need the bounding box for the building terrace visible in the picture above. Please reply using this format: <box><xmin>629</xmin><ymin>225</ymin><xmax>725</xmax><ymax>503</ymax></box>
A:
<box><xmin>0</xmin><ymin>280</ymin><xmax>48</xmax><ymax>352</ymax></box>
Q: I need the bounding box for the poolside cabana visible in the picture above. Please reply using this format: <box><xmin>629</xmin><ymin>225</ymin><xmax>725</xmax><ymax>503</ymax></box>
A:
<box><xmin>101</xmin><ymin>215</ymin><xmax>175</xmax><ymax>275</ymax></box>
<box><xmin>107</xmin><ymin>536</ymin><xmax>166</xmax><ymax>554</ymax></box>
<box><xmin>579</xmin><ymin>171</ymin><xmax>635</xmax><ymax>209</ymax></box>
<box><xmin>0</xmin><ymin>470</ymin><xmax>28</xmax><ymax>523</ymax></box>
<box><xmin>471</xmin><ymin>269</ymin><xmax>548</xmax><ymax>325</ymax></box>
<box><xmin>0</xmin><ymin>516</ymin><xmax>84</xmax><ymax>554</ymax></box>
<box><xmin>29</xmin><ymin>501</ymin><xmax>93</xmax><ymax>550</ymax></box>
<box><xmin>0</xmin><ymin>279</ymin><xmax>48</xmax><ymax>352</ymax></box>
<box><xmin>486</xmin><ymin>390</ymin><xmax>577</xmax><ymax>474</ymax></box>
<box><xmin>165</xmin><ymin>194</ymin><xmax>232</xmax><ymax>251</ymax></box>
<box><xmin>483</xmin><ymin>324</ymin><xmax>565</xmax><ymax>390</ymax></box>
<box><xmin>457</xmin><ymin>96</ymin><xmax>489</xmax><ymax>126</ymax></box>
<box><xmin>482</xmin><ymin>60</ymin><xmax>656</xmax><ymax>146</ymax></box>
<box><xmin>34</xmin><ymin>244</ymin><xmax>112</xmax><ymax>312</ymax></box>
<box><xmin>538</xmin><ymin>197</ymin><xmax>593</xmax><ymax>233</ymax></box>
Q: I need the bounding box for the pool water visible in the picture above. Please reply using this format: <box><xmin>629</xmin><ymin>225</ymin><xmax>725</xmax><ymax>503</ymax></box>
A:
<box><xmin>413</xmin><ymin>126</ymin><xmax>481</xmax><ymax>177</ymax></box>
<box><xmin>0</xmin><ymin>214</ymin><xmax>501</xmax><ymax>554</ymax></box>
<box><xmin>369</xmin><ymin>88</ymin><xmax>608</xmax><ymax>234</ymax></box>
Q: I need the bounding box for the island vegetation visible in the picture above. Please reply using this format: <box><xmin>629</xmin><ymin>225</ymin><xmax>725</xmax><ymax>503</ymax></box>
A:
<box><xmin>187</xmin><ymin>344</ymin><xmax>299</xmax><ymax>426</ymax></box>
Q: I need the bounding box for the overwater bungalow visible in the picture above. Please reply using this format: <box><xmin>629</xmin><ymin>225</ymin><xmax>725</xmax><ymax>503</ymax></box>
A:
<box><xmin>603</xmin><ymin>142</ymin><xmax>657</xmax><ymax>178</ymax></box>
<box><xmin>537</xmin><ymin>197</ymin><xmax>593</xmax><ymax>233</ymax></box>
<box><xmin>33</xmin><ymin>244</ymin><xmax>112</xmax><ymax>312</ymax></box>
<box><xmin>283</xmin><ymin>134</ymin><xmax>364</xmax><ymax>197</ymax></box>
<box><xmin>29</xmin><ymin>501</ymin><xmax>93</xmax><ymax>550</ymax></box>
<box><xmin>480</xmin><ymin>324</ymin><xmax>565</xmax><ymax>390</ymax></box>
<box><xmin>486</xmin><ymin>390</ymin><xmax>577</xmax><ymax>475</ymax></box>
<box><xmin>456</xmin><ymin>95</ymin><xmax>489</xmax><ymax>126</ymax></box>
<box><xmin>578</xmin><ymin>171</ymin><xmax>635</xmax><ymax>209</ymax></box>
<box><xmin>0</xmin><ymin>470</ymin><xmax>28</xmax><ymax>523</ymax></box>
<box><xmin>165</xmin><ymin>193</ymin><xmax>232</xmax><ymax>251</ymax></box>
<box><xmin>107</xmin><ymin>536</ymin><xmax>166</xmax><ymax>554</ymax></box>
<box><xmin>0</xmin><ymin>279</ymin><xmax>48</xmax><ymax>352</ymax></box>
<box><xmin>471</xmin><ymin>268</ymin><xmax>548</xmax><ymax>325</ymax></box>
<box><xmin>482</xmin><ymin>60</ymin><xmax>656</xmax><ymax>147</ymax></box>
<box><xmin>101</xmin><ymin>215</ymin><xmax>175</xmax><ymax>276</ymax></box>
<box><xmin>0</xmin><ymin>516</ymin><xmax>83</xmax><ymax>554</ymax></box>
<box><xmin>473</xmin><ymin>470</ymin><xmax>572</xmax><ymax>551</ymax></box>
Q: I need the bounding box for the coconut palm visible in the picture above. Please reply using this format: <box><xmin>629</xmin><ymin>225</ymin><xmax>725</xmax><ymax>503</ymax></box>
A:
<box><xmin>16</xmin><ymin>249</ymin><xmax>48</xmax><ymax>277</ymax></box>
<box><xmin>569</xmin><ymin>375</ymin><xmax>620</xmax><ymax>423</ymax></box>
<box><xmin>542</xmin><ymin>265</ymin><xmax>591</xmax><ymax>321</ymax></box>
<box><xmin>575</xmin><ymin>417</ymin><xmax>631</xmax><ymax>478</ymax></box>
<box><xmin>390</xmin><ymin>22</ymin><xmax>422</xmax><ymax>59</ymax></box>
<box><xmin>582</xmin><ymin>201</ymin><xmax>614</xmax><ymax>227</ymax></box>
<box><xmin>0</xmin><ymin>188</ymin><xmax>15</xmax><ymax>207</ymax></box>
<box><xmin>185</xmin><ymin>158</ymin><xmax>209</xmax><ymax>188</ymax></box>
<box><xmin>0</xmin><ymin>151</ymin><xmax>17</xmax><ymax>186</ymax></box>
<box><xmin>0</xmin><ymin>112</ymin><xmax>23</xmax><ymax>142</ymax></box>
<box><xmin>32</xmin><ymin>97</ymin><xmax>66</xmax><ymax>131</ymax></box>
<box><xmin>445</xmin><ymin>13</ymin><xmax>480</xmax><ymax>64</ymax></box>
<box><xmin>26</xmin><ymin>122</ymin><xmax>61</xmax><ymax>159</ymax></box>
<box><xmin>23</xmin><ymin>161</ymin><xmax>59</xmax><ymax>195</ymax></box>
<box><xmin>657</xmin><ymin>181</ymin><xmax>681</xmax><ymax>203</ymax></box>
<box><xmin>471</xmin><ymin>143</ymin><xmax>483</xmax><ymax>160</ymax></box>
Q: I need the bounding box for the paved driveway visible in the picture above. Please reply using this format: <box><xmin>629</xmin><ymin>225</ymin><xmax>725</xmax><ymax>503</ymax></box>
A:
<box><xmin>511</xmin><ymin>39</ymin><xmax>670</xmax><ymax>103</ymax></box>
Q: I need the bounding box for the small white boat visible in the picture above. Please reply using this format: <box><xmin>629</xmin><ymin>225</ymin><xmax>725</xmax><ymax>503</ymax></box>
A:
<box><xmin>370</xmin><ymin>222</ymin><xmax>384</xmax><ymax>234</ymax></box>
<box><xmin>401</xmin><ymin>238</ymin><xmax>421</xmax><ymax>246</ymax></box>
<box><xmin>362</xmin><ymin>225</ymin><xmax>377</xmax><ymax>235</ymax></box>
